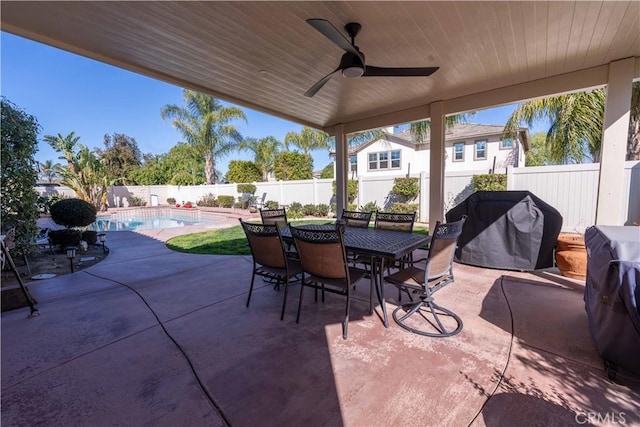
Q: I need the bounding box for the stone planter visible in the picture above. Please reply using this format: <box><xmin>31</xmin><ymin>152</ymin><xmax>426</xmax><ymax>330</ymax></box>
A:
<box><xmin>555</xmin><ymin>234</ymin><xmax>587</xmax><ymax>280</ymax></box>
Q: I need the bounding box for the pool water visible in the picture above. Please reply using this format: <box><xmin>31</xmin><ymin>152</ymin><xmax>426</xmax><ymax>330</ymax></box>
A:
<box><xmin>90</xmin><ymin>209</ymin><xmax>216</xmax><ymax>231</ymax></box>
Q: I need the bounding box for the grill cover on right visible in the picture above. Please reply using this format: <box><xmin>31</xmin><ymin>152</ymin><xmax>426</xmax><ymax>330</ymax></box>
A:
<box><xmin>445</xmin><ymin>191</ymin><xmax>562</xmax><ymax>270</ymax></box>
<box><xmin>584</xmin><ymin>225</ymin><xmax>640</xmax><ymax>375</ymax></box>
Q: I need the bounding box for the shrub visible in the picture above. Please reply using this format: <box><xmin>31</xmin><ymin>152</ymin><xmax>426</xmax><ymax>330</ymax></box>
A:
<box><xmin>217</xmin><ymin>195</ymin><xmax>235</xmax><ymax>208</ymax></box>
<box><xmin>167</xmin><ymin>197</ymin><xmax>176</xmax><ymax>205</ymax></box>
<box><xmin>472</xmin><ymin>174</ymin><xmax>507</xmax><ymax>191</ymax></box>
<box><xmin>332</xmin><ymin>180</ymin><xmax>358</xmax><ymax>203</ymax></box>
<box><xmin>289</xmin><ymin>202</ymin><xmax>302</xmax><ymax>214</ymax></box>
<box><xmin>287</xmin><ymin>210</ymin><xmax>305</xmax><ymax>220</ymax></box>
<box><xmin>129</xmin><ymin>196</ymin><xmax>146</xmax><ymax>207</ymax></box>
<box><xmin>237</xmin><ymin>183</ymin><xmax>257</xmax><ymax>195</ymax></box>
<box><xmin>82</xmin><ymin>230</ymin><xmax>98</xmax><ymax>245</ymax></box>
<box><xmin>392</xmin><ymin>177</ymin><xmax>420</xmax><ymax>202</ymax></box>
<box><xmin>316</xmin><ymin>204</ymin><xmax>329</xmax><ymax>217</ymax></box>
<box><xmin>36</xmin><ymin>193</ymin><xmax>67</xmax><ymax>214</ymax></box>
<box><xmin>264</xmin><ymin>200</ymin><xmax>279</xmax><ymax>209</ymax></box>
<box><xmin>48</xmin><ymin>229</ymin><xmax>82</xmax><ymax>247</ymax></box>
<box><xmin>360</xmin><ymin>201</ymin><xmax>380</xmax><ymax>213</ymax></box>
<box><xmin>392</xmin><ymin>203</ymin><xmax>418</xmax><ymax>214</ymax></box>
<box><xmin>50</xmin><ymin>198</ymin><xmax>97</xmax><ymax>228</ymax></box>
<box><xmin>302</xmin><ymin>204</ymin><xmax>317</xmax><ymax>216</ymax></box>
<box><xmin>197</xmin><ymin>193</ymin><xmax>217</xmax><ymax>207</ymax></box>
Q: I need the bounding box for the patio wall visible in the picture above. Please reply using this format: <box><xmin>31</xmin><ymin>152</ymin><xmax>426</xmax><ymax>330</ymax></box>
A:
<box><xmin>36</xmin><ymin>161</ymin><xmax>640</xmax><ymax>232</ymax></box>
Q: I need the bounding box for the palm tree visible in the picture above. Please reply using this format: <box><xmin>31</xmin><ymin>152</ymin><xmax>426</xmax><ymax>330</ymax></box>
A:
<box><xmin>38</xmin><ymin>160</ymin><xmax>59</xmax><ymax>183</ymax></box>
<box><xmin>284</xmin><ymin>126</ymin><xmax>330</xmax><ymax>154</ymax></box>
<box><xmin>239</xmin><ymin>136</ymin><xmax>282</xmax><ymax>181</ymax></box>
<box><xmin>504</xmin><ymin>89</ymin><xmax>606</xmax><ymax>164</ymax></box>
<box><xmin>410</xmin><ymin>113</ymin><xmax>475</xmax><ymax>143</ymax></box>
<box><xmin>43</xmin><ymin>131</ymin><xmax>81</xmax><ymax>173</ymax></box>
<box><xmin>161</xmin><ymin>90</ymin><xmax>247</xmax><ymax>184</ymax></box>
<box><xmin>504</xmin><ymin>83</ymin><xmax>640</xmax><ymax>164</ymax></box>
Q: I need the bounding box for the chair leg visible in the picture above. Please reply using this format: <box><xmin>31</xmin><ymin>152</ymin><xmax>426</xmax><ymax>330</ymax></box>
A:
<box><xmin>296</xmin><ymin>276</ymin><xmax>305</xmax><ymax>324</ymax></box>
<box><xmin>280</xmin><ymin>278</ymin><xmax>289</xmax><ymax>321</ymax></box>
<box><xmin>246</xmin><ymin>272</ymin><xmax>256</xmax><ymax>308</ymax></box>
<box><xmin>343</xmin><ymin>289</ymin><xmax>351</xmax><ymax>339</ymax></box>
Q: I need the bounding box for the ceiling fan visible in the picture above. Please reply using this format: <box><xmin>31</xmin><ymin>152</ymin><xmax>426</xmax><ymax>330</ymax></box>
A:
<box><xmin>304</xmin><ymin>18</ymin><xmax>439</xmax><ymax>97</ymax></box>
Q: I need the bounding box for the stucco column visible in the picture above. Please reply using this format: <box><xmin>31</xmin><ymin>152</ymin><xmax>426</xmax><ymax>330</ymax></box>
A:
<box><xmin>334</xmin><ymin>124</ymin><xmax>348</xmax><ymax>216</ymax></box>
<box><xmin>428</xmin><ymin>101</ymin><xmax>446</xmax><ymax>226</ymax></box>
<box><xmin>595</xmin><ymin>58</ymin><xmax>634</xmax><ymax>225</ymax></box>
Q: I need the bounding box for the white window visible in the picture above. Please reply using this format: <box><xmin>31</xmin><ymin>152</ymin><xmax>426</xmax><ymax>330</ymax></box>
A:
<box><xmin>500</xmin><ymin>138</ymin><xmax>513</xmax><ymax>150</ymax></box>
<box><xmin>453</xmin><ymin>142</ymin><xmax>464</xmax><ymax>162</ymax></box>
<box><xmin>475</xmin><ymin>140</ymin><xmax>487</xmax><ymax>160</ymax></box>
<box><xmin>367</xmin><ymin>150</ymin><xmax>401</xmax><ymax>171</ymax></box>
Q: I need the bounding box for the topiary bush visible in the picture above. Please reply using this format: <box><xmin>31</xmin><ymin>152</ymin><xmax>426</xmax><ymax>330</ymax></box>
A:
<box><xmin>48</xmin><ymin>229</ymin><xmax>82</xmax><ymax>247</ymax></box>
<box><xmin>50</xmin><ymin>198</ymin><xmax>97</xmax><ymax>228</ymax></box>
<box><xmin>129</xmin><ymin>196</ymin><xmax>146</xmax><ymax>207</ymax></box>
<box><xmin>392</xmin><ymin>177</ymin><xmax>420</xmax><ymax>202</ymax></box>
<box><xmin>236</xmin><ymin>183</ymin><xmax>257</xmax><ymax>195</ymax></box>
<box><xmin>166</xmin><ymin>197</ymin><xmax>176</xmax><ymax>205</ymax></box>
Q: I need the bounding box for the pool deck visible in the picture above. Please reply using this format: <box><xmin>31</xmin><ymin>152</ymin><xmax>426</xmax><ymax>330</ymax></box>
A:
<box><xmin>8</xmin><ymin>209</ymin><xmax>640</xmax><ymax>426</ymax></box>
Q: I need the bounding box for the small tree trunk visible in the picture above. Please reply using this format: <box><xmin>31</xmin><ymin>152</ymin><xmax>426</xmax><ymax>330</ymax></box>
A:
<box><xmin>205</xmin><ymin>155</ymin><xmax>214</xmax><ymax>184</ymax></box>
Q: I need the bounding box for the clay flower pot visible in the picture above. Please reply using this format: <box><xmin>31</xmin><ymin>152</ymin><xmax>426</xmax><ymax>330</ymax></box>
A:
<box><xmin>555</xmin><ymin>234</ymin><xmax>587</xmax><ymax>280</ymax></box>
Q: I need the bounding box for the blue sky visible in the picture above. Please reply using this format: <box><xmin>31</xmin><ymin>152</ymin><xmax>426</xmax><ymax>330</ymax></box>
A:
<box><xmin>1</xmin><ymin>32</ymin><xmax>544</xmax><ymax>175</ymax></box>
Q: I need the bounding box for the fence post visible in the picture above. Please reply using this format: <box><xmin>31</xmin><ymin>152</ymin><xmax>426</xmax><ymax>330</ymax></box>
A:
<box><xmin>313</xmin><ymin>178</ymin><xmax>318</xmax><ymax>205</ymax></box>
<box><xmin>506</xmin><ymin>166</ymin><xmax>514</xmax><ymax>190</ymax></box>
<box><xmin>357</xmin><ymin>176</ymin><xmax>364</xmax><ymax>208</ymax></box>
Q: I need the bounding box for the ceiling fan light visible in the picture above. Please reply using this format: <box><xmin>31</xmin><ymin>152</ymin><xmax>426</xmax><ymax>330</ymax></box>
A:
<box><xmin>342</xmin><ymin>66</ymin><xmax>364</xmax><ymax>78</ymax></box>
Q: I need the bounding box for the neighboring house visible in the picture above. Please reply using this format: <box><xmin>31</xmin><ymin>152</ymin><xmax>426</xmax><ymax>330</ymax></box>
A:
<box><xmin>342</xmin><ymin>123</ymin><xmax>529</xmax><ymax>178</ymax></box>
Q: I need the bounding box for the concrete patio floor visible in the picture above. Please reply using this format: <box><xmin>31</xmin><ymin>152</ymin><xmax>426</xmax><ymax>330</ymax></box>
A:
<box><xmin>2</xmin><ymin>219</ymin><xmax>639</xmax><ymax>426</ymax></box>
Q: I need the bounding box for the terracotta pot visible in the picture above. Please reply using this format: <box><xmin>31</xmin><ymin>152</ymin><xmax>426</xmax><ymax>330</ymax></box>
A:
<box><xmin>555</xmin><ymin>234</ymin><xmax>587</xmax><ymax>280</ymax></box>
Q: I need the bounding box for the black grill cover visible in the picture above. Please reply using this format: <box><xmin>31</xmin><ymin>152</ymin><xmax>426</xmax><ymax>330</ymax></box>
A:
<box><xmin>585</xmin><ymin>225</ymin><xmax>640</xmax><ymax>375</ymax></box>
<box><xmin>445</xmin><ymin>191</ymin><xmax>563</xmax><ymax>270</ymax></box>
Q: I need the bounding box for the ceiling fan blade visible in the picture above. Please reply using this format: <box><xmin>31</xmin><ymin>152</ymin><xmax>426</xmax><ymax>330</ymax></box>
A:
<box><xmin>363</xmin><ymin>66</ymin><xmax>439</xmax><ymax>77</ymax></box>
<box><xmin>304</xmin><ymin>68</ymin><xmax>340</xmax><ymax>97</ymax></box>
<box><xmin>306</xmin><ymin>19</ymin><xmax>363</xmax><ymax>64</ymax></box>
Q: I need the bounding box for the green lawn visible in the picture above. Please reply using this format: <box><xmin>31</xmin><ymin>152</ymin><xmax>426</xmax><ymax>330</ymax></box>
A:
<box><xmin>166</xmin><ymin>220</ymin><xmax>429</xmax><ymax>256</ymax></box>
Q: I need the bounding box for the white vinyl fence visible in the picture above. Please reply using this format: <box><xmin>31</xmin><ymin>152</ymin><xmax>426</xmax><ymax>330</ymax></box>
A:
<box><xmin>37</xmin><ymin>161</ymin><xmax>640</xmax><ymax>232</ymax></box>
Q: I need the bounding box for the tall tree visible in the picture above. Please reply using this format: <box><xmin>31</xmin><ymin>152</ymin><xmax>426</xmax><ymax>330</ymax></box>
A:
<box><xmin>504</xmin><ymin>83</ymin><xmax>640</xmax><ymax>164</ymax></box>
<box><xmin>1</xmin><ymin>98</ymin><xmax>40</xmax><ymax>255</ymax></box>
<box><xmin>284</xmin><ymin>126</ymin><xmax>330</xmax><ymax>154</ymax></box>
<box><xmin>129</xmin><ymin>143</ymin><xmax>206</xmax><ymax>185</ymax></box>
<box><xmin>273</xmin><ymin>151</ymin><xmax>313</xmax><ymax>181</ymax></box>
<box><xmin>525</xmin><ymin>132</ymin><xmax>559</xmax><ymax>167</ymax></box>
<box><xmin>239</xmin><ymin>136</ymin><xmax>282</xmax><ymax>181</ymax></box>
<box><xmin>410</xmin><ymin>113</ymin><xmax>475</xmax><ymax>143</ymax></box>
<box><xmin>96</xmin><ymin>133</ymin><xmax>142</xmax><ymax>184</ymax></box>
<box><xmin>161</xmin><ymin>90</ymin><xmax>246</xmax><ymax>184</ymax></box>
<box><xmin>38</xmin><ymin>159</ymin><xmax>60</xmax><ymax>183</ymax></box>
<box><xmin>43</xmin><ymin>131</ymin><xmax>81</xmax><ymax>173</ymax></box>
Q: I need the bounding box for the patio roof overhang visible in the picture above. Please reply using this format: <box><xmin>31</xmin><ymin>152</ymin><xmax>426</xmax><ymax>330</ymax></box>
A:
<box><xmin>2</xmin><ymin>1</ymin><xmax>639</xmax><ymax>222</ymax></box>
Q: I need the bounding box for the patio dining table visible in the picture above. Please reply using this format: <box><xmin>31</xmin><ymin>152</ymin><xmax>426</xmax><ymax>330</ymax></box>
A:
<box><xmin>281</xmin><ymin>224</ymin><xmax>431</xmax><ymax>327</ymax></box>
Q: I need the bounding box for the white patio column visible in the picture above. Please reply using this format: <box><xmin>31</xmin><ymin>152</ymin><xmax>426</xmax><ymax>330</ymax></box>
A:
<box><xmin>595</xmin><ymin>58</ymin><xmax>635</xmax><ymax>225</ymax></box>
<box><xmin>334</xmin><ymin>123</ymin><xmax>348</xmax><ymax>216</ymax></box>
<box><xmin>429</xmin><ymin>101</ymin><xmax>446</xmax><ymax>225</ymax></box>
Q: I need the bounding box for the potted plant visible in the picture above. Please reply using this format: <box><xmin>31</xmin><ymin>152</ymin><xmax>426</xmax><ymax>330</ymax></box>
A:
<box><xmin>555</xmin><ymin>233</ymin><xmax>587</xmax><ymax>279</ymax></box>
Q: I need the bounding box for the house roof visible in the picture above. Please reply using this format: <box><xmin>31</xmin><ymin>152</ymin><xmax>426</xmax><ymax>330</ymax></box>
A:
<box><xmin>2</xmin><ymin>2</ymin><xmax>638</xmax><ymax>136</ymax></box>
<box><xmin>348</xmin><ymin>123</ymin><xmax>530</xmax><ymax>155</ymax></box>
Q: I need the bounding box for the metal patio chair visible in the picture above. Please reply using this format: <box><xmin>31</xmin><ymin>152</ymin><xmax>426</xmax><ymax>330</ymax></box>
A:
<box><xmin>239</xmin><ymin>219</ymin><xmax>302</xmax><ymax>320</ymax></box>
<box><xmin>260</xmin><ymin>207</ymin><xmax>287</xmax><ymax>225</ymax></box>
<box><xmin>385</xmin><ymin>216</ymin><xmax>467</xmax><ymax>337</ymax></box>
<box><xmin>290</xmin><ymin>225</ymin><xmax>366</xmax><ymax>339</ymax></box>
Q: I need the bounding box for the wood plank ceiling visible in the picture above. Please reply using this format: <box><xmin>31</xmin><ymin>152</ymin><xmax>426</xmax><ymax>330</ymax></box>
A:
<box><xmin>2</xmin><ymin>1</ymin><xmax>639</xmax><ymax>133</ymax></box>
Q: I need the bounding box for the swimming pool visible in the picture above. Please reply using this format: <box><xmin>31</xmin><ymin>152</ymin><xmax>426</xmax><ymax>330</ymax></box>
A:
<box><xmin>90</xmin><ymin>208</ymin><xmax>221</xmax><ymax>232</ymax></box>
